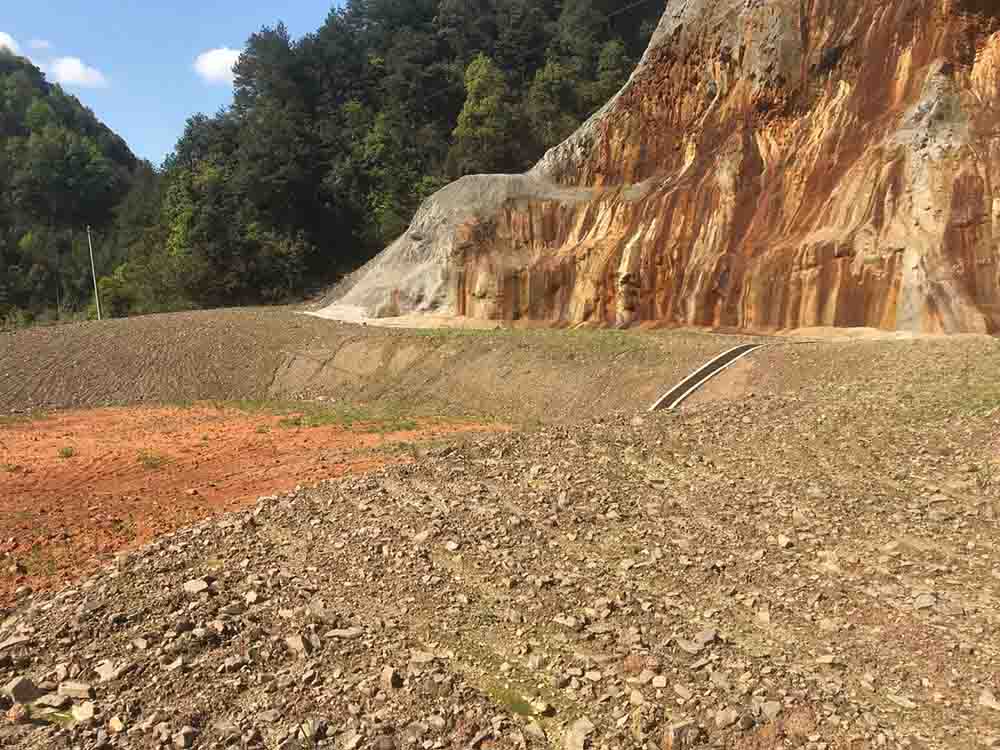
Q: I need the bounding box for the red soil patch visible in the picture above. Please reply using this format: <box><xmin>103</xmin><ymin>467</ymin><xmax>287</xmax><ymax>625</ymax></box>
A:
<box><xmin>0</xmin><ymin>406</ymin><xmax>497</xmax><ymax>607</ymax></box>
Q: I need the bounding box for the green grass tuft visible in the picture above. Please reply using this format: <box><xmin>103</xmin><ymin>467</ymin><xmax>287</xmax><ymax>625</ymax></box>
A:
<box><xmin>215</xmin><ymin>398</ymin><xmax>429</xmax><ymax>433</ymax></box>
<box><xmin>0</xmin><ymin>410</ymin><xmax>49</xmax><ymax>427</ymax></box>
<box><xmin>137</xmin><ymin>450</ymin><xmax>170</xmax><ymax>470</ymax></box>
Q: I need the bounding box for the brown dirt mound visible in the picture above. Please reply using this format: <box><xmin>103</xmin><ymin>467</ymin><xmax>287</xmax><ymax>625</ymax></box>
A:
<box><xmin>0</xmin><ymin>309</ymin><xmax>350</xmax><ymax>414</ymax></box>
<box><xmin>0</xmin><ymin>405</ymin><xmax>497</xmax><ymax>606</ymax></box>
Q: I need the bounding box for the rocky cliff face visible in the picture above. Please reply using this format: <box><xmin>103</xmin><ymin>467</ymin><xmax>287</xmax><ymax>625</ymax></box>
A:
<box><xmin>327</xmin><ymin>0</ymin><xmax>1000</xmax><ymax>334</ymax></box>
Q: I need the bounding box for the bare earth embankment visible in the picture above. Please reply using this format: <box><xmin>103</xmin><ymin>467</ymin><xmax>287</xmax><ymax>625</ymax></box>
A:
<box><xmin>0</xmin><ymin>404</ymin><xmax>498</xmax><ymax>607</ymax></box>
<box><xmin>0</xmin><ymin>310</ymin><xmax>998</xmax><ymax>749</ymax></box>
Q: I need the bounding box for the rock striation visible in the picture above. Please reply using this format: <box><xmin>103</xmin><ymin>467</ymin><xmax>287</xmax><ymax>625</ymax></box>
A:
<box><xmin>325</xmin><ymin>0</ymin><xmax>1000</xmax><ymax>333</ymax></box>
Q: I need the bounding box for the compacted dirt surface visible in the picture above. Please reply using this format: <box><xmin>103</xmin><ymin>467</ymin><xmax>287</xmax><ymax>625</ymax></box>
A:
<box><xmin>0</xmin><ymin>405</ymin><xmax>498</xmax><ymax>607</ymax></box>
<box><xmin>0</xmin><ymin>308</ymin><xmax>769</xmax><ymax>422</ymax></box>
<box><xmin>0</xmin><ymin>314</ymin><xmax>998</xmax><ymax>750</ymax></box>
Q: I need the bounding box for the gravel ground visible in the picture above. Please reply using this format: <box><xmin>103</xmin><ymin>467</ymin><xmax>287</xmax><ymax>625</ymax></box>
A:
<box><xmin>0</xmin><ymin>404</ymin><xmax>499</xmax><ymax>607</ymax></box>
<box><xmin>1</xmin><ymin>329</ymin><xmax>998</xmax><ymax>749</ymax></box>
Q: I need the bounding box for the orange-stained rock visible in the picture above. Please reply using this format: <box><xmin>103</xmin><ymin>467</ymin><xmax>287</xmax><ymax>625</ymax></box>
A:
<box><xmin>326</xmin><ymin>0</ymin><xmax>1000</xmax><ymax>334</ymax></box>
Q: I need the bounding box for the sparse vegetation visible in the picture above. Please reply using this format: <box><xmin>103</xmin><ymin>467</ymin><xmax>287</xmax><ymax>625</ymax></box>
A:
<box><xmin>489</xmin><ymin>686</ymin><xmax>535</xmax><ymax>717</ymax></box>
<box><xmin>58</xmin><ymin>446</ymin><xmax>75</xmax><ymax>459</ymax></box>
<box><xmin>408</xmin><ymin>325</ymin><xmax>660</xmax><ymax>357</ymax></box>
<box><xmin>20</xmin><ymin>544</ymin><xmax>59</xmax><ymax>576</ymax></box>
<box><xmin>977</xmin><ymin>462</ymin><xmax>999</xmax><ymax>494</ymax></box>
<box><xmin>137</xmin><ymin>450</ymin><xmax>170</xmax><ymax>470</ymax></box>
<box><xmin>37</xmin><ymin>709</ymin><xmax>75</xmax><ymax>727</ymax></box>
<box><xmin>221</xmin><ymin>399</ymin><xmax>429</xmax><ymax>434</ymax></box>
<box><xmin>0</xmin><ymin>410</ymin><xmax>48</xmax><ymax>426</ymax></box>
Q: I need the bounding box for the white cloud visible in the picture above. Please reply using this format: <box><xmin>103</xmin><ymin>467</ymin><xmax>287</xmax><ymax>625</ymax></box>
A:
<box><xmin>0</xmin><ymin>32</ymin><xmax>21</xmax><ymax>55</ymax></box>
<box><xmin>50</xmin><ymin>57</ymin><xmax>109</xmax><ymax>88</ymax></box>
<box><xmin>0</xmin><ymin>35</ymin><xmax>106</xmax><ymax>88</ymax></box>
<box><xmin>194</xmin><ymin>47</ymin><xmax>241</xmax><ymax>85</ymax></box>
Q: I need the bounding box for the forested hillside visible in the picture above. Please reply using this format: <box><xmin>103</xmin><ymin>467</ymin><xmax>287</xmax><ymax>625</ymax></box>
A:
<box><xmin>0</xmin><ymin>52</ymin><xmax>140</xmax><ymax>324</ymax></box>
<box><xmin>2</xmin><ymin>0</ymin><xmax>662</xmax><ymax>323</ymax></box>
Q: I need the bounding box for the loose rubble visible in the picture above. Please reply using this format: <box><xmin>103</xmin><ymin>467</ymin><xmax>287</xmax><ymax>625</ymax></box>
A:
<box><xmin>1</xmin><ymin>339</ymin><xmax>999</xmax><ymax>750</ymax></box>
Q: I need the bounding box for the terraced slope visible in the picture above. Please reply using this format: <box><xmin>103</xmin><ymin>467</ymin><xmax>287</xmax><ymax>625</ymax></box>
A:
<box><xmin>0</xmin><ymin>309</ymin><xmax>765</xmax><ymax>421</ymax></box>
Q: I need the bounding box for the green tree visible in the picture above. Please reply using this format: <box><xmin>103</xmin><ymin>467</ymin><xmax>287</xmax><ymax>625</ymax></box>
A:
<box><xmin>525</xmin><ymin>61</ymin><xmax>580</xmax><ymax>151</ymax></box>
<box><xmin>435</xmin><ymin>0</ymin><xmax>496</xmax><ymax>61</ymax></box>
<box><xmin>3</xmin><ymin>0</ymin><xmax>660</xmax><ymax>323</ymax></box>
<box><xmin>548</xmin><ymin>0</ymin><xmax>606</xmax><ymax>80</ymax></box>
<box><xmin>588</xmin><ymin>38</ymin><xmax>631</xmax><ymax>110</ymax></box>
<box><xmin>449</xmin><ymin>54</ymin><xmax>517</xmax><ymax>175</ymax></box>
<box><xmin>494</xmin><ymin>0</ymin><xmax>553</xmax><ymax>84</ymax></box>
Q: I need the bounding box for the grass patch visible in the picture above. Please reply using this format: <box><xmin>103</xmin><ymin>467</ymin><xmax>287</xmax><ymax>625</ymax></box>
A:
<box><xmin>490</xmin><ymin>686</ymin><xmax>536</xmax><ymax>717</ymax></box>
<box><xmin>137</xmin><ymin>450</ymin><xmax>170</xmax><ymax>470</ymax></box>
<box><xmin>1</xmin><ymin>463</ymin><xmax>22</xmax><ymax>473</ymax></box>
<box><xmin>19</xmin><ymin>544</ymin><xmax>59</xmax><ymax>576</ymax></box>
<box><xmin>216</xmin><ymin>398</ymin><xmax>430</xmax><ymax>434</ymax></box>
<box><xmin>277</xmin><ymin>409</ymin><xmax>419</xmax><ymax>432</ymax></box>
<box><xmin>406</xmin><ymin>325</ymin><xmax>654</xmax><ymax>357</ymax></box>
<box><xmin>378</xmin><ymin>440</ymin><xmax>428</xmax><ymax>461</ymax></box>
<box><xmin>0</xmin><ymin>410</ymin><xmax>48</xmax><ymax>427</ymax></box>
<box><xmin>58</xmin><ymin>446</ymin><xmax>75</xmax><ymax>459</ymax></box>
<box><xmin>255</xmin><ymin>424</ymin><xmax>271</xmax><ymax>434</ymax></box>
<box><xmin>34</xmin><ymin>708</ymin><xmax>75</xmax><ymax>727</ymax></box>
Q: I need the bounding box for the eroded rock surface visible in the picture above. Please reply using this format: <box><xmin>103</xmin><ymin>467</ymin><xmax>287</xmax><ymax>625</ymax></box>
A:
<box><xmin>327</xmin><ymin>0</ymin><xmax>1000</xmax><ymax>333</ymax></box>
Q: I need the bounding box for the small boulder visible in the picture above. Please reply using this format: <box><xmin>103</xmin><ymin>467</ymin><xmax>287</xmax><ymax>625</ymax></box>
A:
<box><xmin>715</xmin><ymin>707</ymin><xmax>739</xmax><ymax>729</ymax></box>
<box><xmin>286</xmin><ymin>635</ymin><xmax>313</xmax><ymax>657</ymax></box>
<box><xmin>57</xmin><ymin>681</ymin><xmax>94</xmax><ymax>699</ymax></box>
<box><xmin>173</xmin><ymin>726</ymin><xmax>197</xmax><ymax>748</ymax></box>
<box><xmin>563</xmin><ymin>717</ymin><xmax>594</xmax><ymax>750</ymax></box>
<box><xmin>35</xmin><ymin>693</ymin><xmax>71</xmax><ymax>710</ymax></box>
<box><xmin>72</xmin><ymin>701</ymin><xmax>97</xmax><ymax>722</ymax></box>
<box><xmin>662</xmin><ymin>721</ymin><xmax>703</xmax><ymax>750</ymax></box>
<box><xmin>183</xmin><ymin>578</ymin><xmax>211</xmax><ymax>595</ymax></box>
<box><xmin>380</xmin><ymin>666</ymin><xmax>403</xmax><ymax>690</ymax></box>
<box><xmin>3</xmin><ymin>676</ymin><xmax>40</xmax><ymax>704</ymax></box>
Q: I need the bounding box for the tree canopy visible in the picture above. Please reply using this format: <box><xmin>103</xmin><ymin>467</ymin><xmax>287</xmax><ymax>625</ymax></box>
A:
<box><xmin>0</xmin><ymin>51</ymin><xmax>137</xmax><ymax>322</ymax></box>
<box><xmin>2</xmin><ymin>0</ymin><xmax>663</xmax><ymax>325</ymax></box>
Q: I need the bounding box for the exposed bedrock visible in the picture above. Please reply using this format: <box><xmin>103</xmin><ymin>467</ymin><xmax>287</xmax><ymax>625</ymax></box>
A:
<box><xmin>329</xmin><ymin>0</ymin><xmax>1000</xmax><ymax>333</ymax></box>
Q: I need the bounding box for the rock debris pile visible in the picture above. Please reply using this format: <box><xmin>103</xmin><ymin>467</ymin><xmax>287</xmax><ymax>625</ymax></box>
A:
<box><xmin>2</xmin><ymin>388</ymin><xmax>999</xmax><ymax>748</ymax></box>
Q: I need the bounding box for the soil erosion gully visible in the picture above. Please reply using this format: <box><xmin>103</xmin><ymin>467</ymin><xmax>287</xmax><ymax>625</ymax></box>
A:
<box><xmin>648</xmin><ymin>343</ymin><xmax>767</xmax><ymax>412</ymax></box>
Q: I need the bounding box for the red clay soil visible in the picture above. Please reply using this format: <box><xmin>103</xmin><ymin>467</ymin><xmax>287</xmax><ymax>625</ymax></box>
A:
<box><xmin>0</xmin><ymin>406</ymin><xmax>497</xmax><ymax>607</ymax></box>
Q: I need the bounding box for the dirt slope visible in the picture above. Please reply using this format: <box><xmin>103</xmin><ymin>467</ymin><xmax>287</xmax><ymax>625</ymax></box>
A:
<box><xmin>0</xmin><ymin>405</ymin><xmax>498</xmax><ymax>607</ymax></box>
<box><xmin>0</xmin><ymin>310</ymin><xmax>339</xmax><ymax>413</ymax></box>
<box><xmin>0</xmin><ymin>329</ymin><xmax>997</xmax><ymax>749</ymax></box>
<box><xmin>0</xmin><ymin>309</ymin><xmax>768</xmax><ymax>421</ymax></box>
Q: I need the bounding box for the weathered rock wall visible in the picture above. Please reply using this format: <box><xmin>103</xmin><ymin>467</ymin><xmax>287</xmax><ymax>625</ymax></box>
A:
<box><xmin>326</xmin><ymin>0</ymin><xmax>1000</xmax><ymax>333</ymax></box>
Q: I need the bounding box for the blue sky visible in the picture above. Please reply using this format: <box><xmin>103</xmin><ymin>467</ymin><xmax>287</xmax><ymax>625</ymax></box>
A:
<box><xmin>2</xmin><ymin>2</ymin><xmax>338</xmax><ymax>166</ymax></box>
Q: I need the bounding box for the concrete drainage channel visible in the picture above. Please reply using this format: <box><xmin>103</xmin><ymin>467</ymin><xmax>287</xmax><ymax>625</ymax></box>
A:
<box><xmin>648</xmin><ymin>343</ymin><xmax>768</xmax><ymax>412</ymax></box>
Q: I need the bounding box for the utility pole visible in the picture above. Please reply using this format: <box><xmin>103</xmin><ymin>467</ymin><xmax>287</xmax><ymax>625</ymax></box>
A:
<box><xmin>86</xmin><ymin>226</ymin><xmax>102</xmax><ymax>321</ymax></box>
